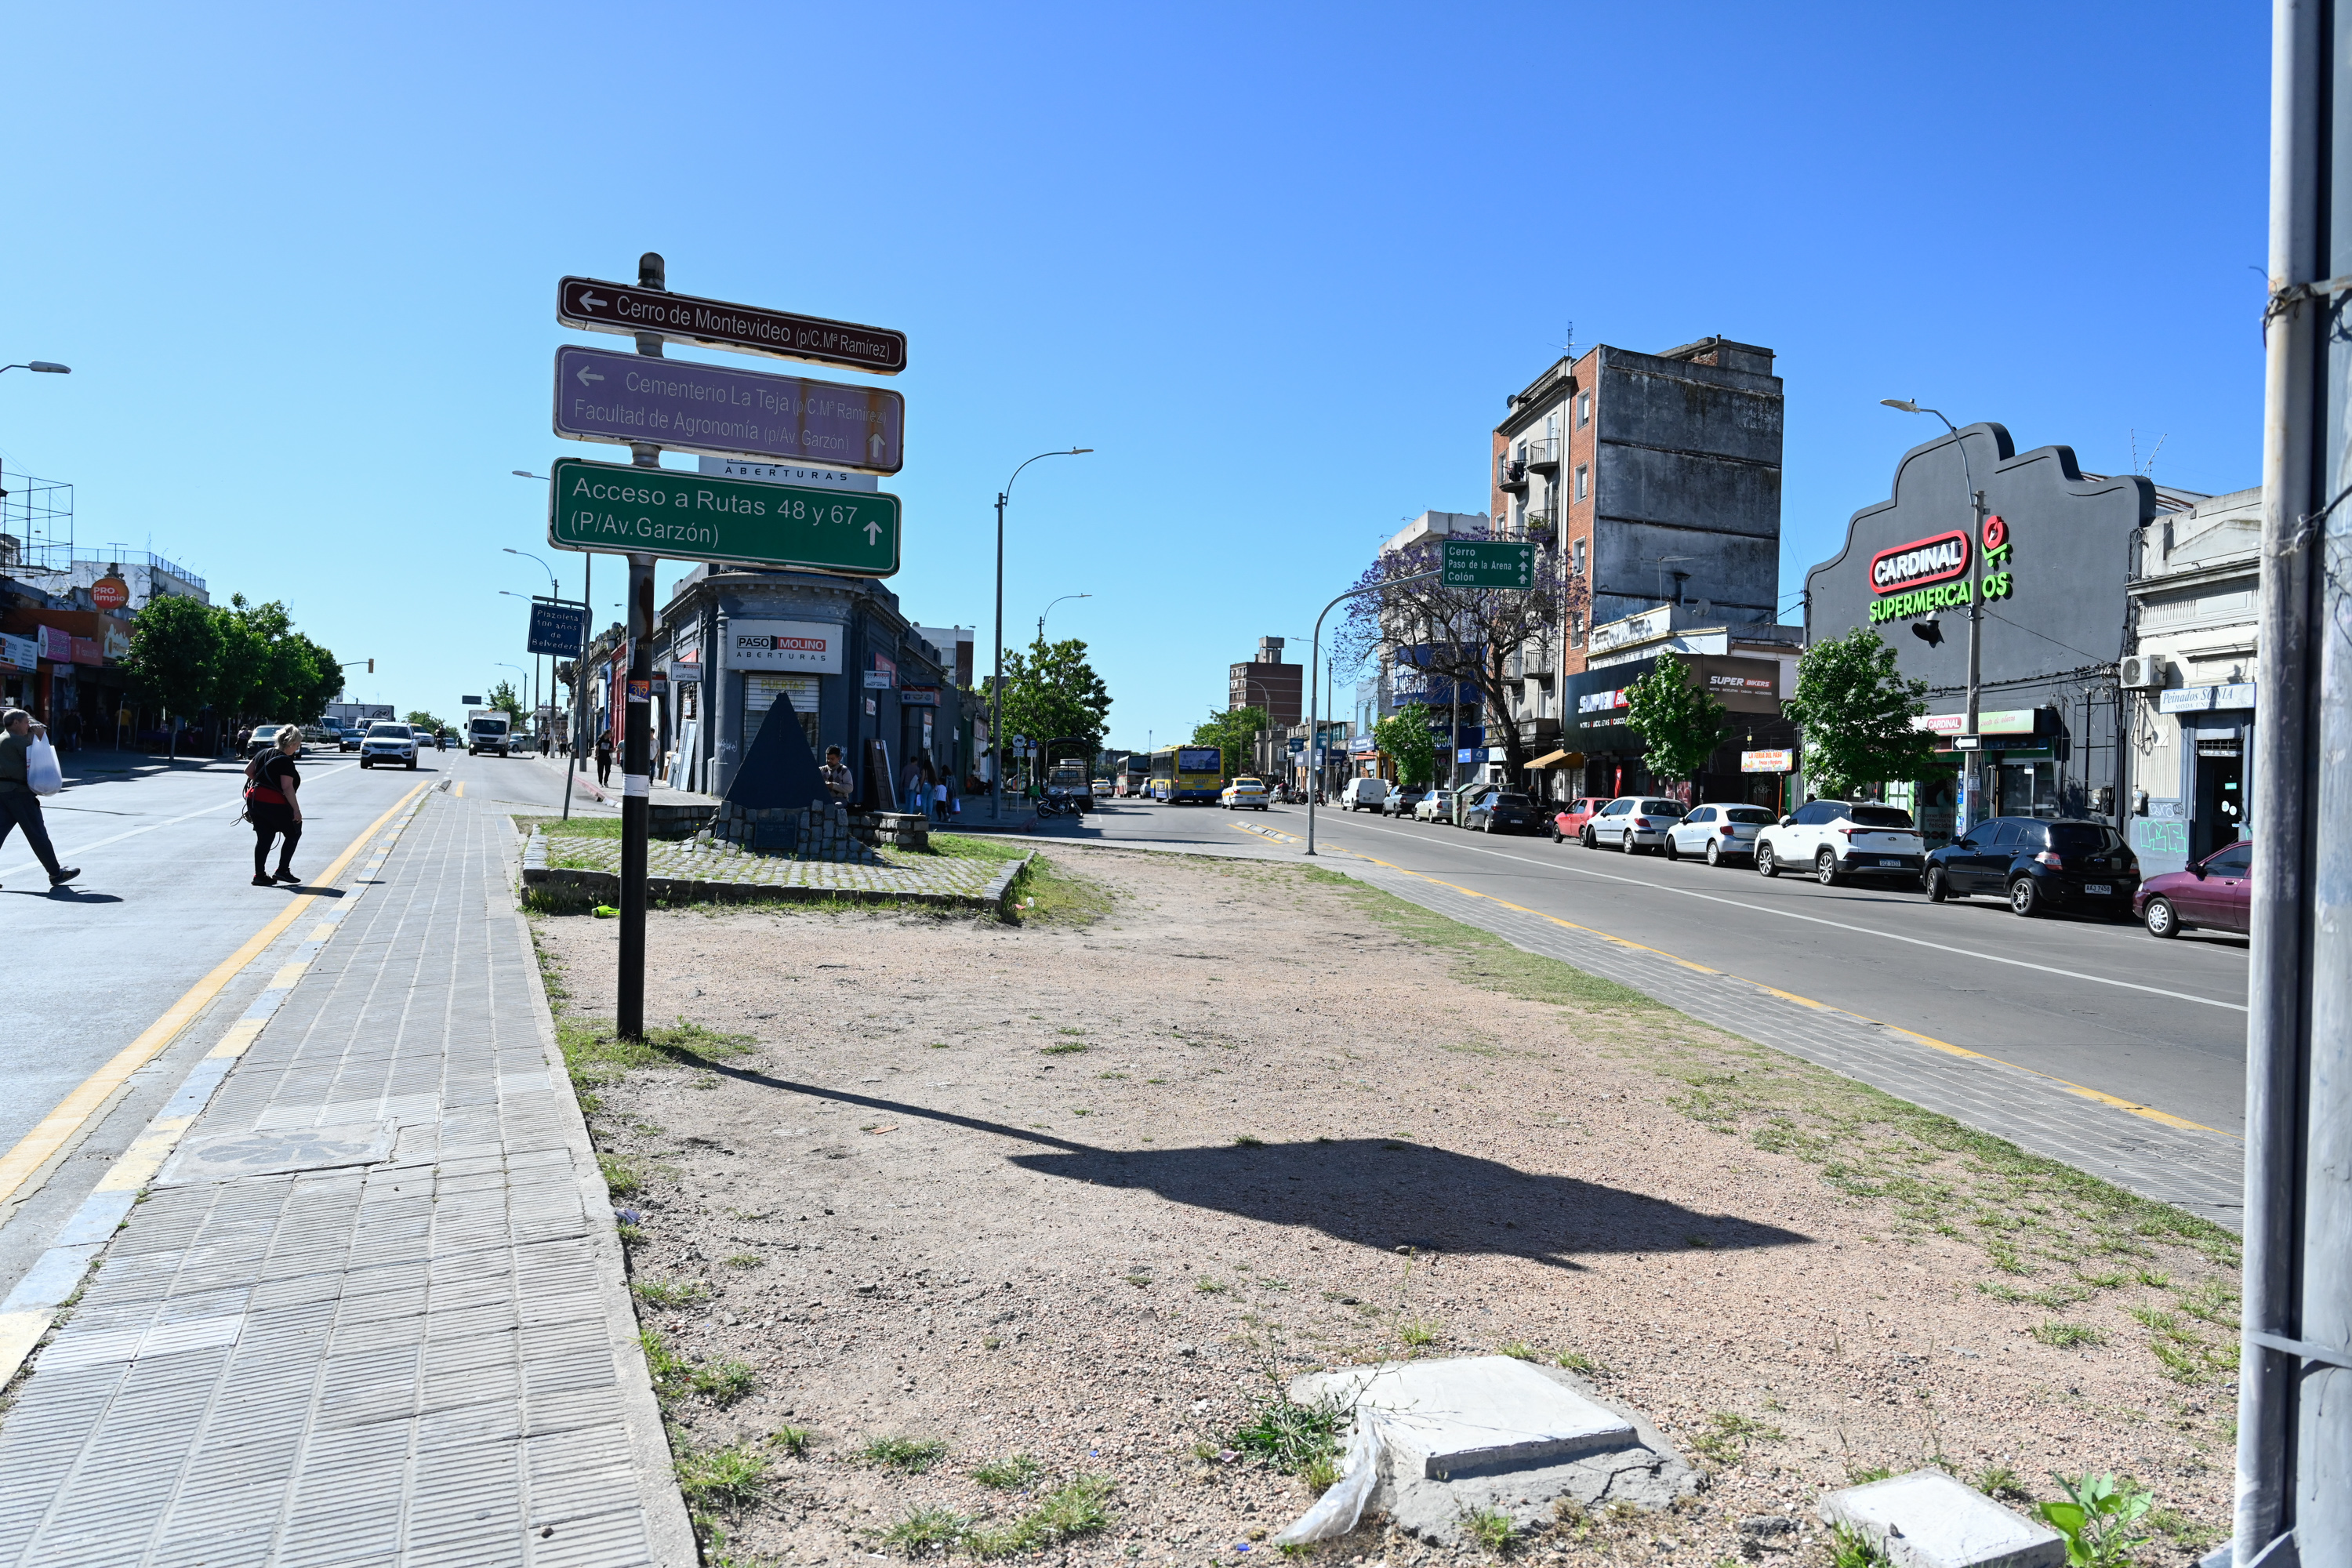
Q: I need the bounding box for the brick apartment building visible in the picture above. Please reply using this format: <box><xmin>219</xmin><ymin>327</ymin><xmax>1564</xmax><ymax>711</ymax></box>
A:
<box><xmin>1490</xmin><ymin>336</ymin><xmax>1786</xmax><ymax>703</ymax></box>
<box><xmin>1229</xmin><ymin>636</ymin><xmax>1301</xmax><ymax>727</ymax></box>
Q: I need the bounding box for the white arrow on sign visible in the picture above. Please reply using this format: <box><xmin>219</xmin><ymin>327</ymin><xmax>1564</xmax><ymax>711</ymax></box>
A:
<box><xmin>580</xmin><ymin>291</ymin><xmax>608</xmax><ymax>310</ymax></box>
<box><xmin>863</xmin><ymin>521</ymin><xmax>882</xmax><ymax>544</ymax></box>
<box><xmin>575</xmin><ymin>365</ymin><xmax>605</xmax><ymax>388</ymax></box>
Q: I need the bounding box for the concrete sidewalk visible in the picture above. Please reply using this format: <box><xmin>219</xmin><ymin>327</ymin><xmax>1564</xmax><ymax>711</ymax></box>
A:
<box><xmin>0</xmin><ymin>787</ymin><xmax>690</xmax><ymax>1566</ymax></box>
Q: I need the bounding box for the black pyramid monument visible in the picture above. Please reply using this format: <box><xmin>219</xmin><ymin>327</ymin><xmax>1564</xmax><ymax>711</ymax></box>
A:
<box><xmin>724</xmin><ymin>694</ymin><xmax>830</xmax><ymax>811</ymax></box>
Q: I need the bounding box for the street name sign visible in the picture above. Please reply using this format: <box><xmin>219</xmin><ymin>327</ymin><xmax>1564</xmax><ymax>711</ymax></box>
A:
<box><xmin>554</xmin><ymin>346</ymin><xmax>904</xmax><ymax>473</ymax></box>
<box><xmin>526</xmin><ymin>598</ymin><xmax>590</xmax><ymax>656</ymax></box>
<box><xmin>1440</xmin><ymin>539</ymin><xmax>1536</xmax><ymax>588</ymax></box>
<box><xmin>546</xmin><ymin>456</ymin><xmax>900</xmax><ymax>577</ymax></box>
<box><xmin>557</xmin><ymin>277</ymin><xmax>906</xmax><ymax>376</ymax></box>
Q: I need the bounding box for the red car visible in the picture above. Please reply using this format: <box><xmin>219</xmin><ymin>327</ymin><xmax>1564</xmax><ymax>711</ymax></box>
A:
<box><xmin>1549</xmin><ymin>797</ymin><xmax>1610</xmax><ymax>844</ymax></box>
<box><xmin>2135</xmin><ymin>840</ymin><xmax>2252</xmax><ymax>938</ymax></box>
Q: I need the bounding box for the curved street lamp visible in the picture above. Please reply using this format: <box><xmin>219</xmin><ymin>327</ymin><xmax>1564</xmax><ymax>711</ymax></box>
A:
<box><xmin>1</xmin><ymin>361</ymin><xmax>71</xmax><ymax>375</ymax></box>
<box><xmin>1881</xmin><ymin>398</ymin><xmax>1986</xmax><ymax>831</ymax></box>
<box><xmin>990</xmin><ymin>448</ymin><xmax>1093</xmax><ymax>819</ymax></box>
<box><xmin>1036</xmin><ymin>592</ymin><xmax>1091</xmax><ymax>644</ymax></box>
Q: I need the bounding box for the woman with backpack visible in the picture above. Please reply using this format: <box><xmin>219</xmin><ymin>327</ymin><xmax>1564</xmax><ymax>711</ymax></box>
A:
<box><xmin>245</xmin><ymin>726</ymin><xmax>304</xmax><ymax>886</ymax></box>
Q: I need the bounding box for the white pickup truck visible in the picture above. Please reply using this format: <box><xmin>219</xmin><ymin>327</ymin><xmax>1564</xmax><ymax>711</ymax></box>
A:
<box><xmin>466</xmin><ymin>710</ymin><xmax>512</xmax><ymax>757</ymax></box>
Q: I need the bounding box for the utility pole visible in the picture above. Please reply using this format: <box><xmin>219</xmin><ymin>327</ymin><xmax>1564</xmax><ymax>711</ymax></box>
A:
<box><xmin>989</xmin><ymin>448</ymin><xmax>1092</xmax><ymax>820</ymax></box>
<box><xmin>618</xmin><ymin>251</ymin><xmax>665</xmax><ymax>1042</ymax></box>
<box><xmin>2230</xmin><ymin>9</ymin><xmax>2351</xmax><ymax>1561</ymax></box>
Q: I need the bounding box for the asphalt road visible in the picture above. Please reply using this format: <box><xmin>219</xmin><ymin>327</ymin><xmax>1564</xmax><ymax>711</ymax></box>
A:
<box><xmin>1040</xmin><ymin>797</ymin><xmax>2252</xmax><ymax>1136</ymax></box>
<box><xmin>0</xmin><ymin>742</ymin><xmax>599</xmax><ymax>1161</ymax></box>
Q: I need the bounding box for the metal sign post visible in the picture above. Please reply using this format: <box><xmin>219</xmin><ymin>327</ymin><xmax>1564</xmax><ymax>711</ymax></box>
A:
<box><xmin>1305</xmin><ymin>570</ymin><xmax>1438</xmax><ymax>856</ymax></box>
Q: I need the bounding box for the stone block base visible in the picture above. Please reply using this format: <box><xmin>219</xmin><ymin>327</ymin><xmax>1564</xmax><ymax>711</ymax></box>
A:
<box><xmin>699</xmin><ymin>800</ymin><xmax>928</xmax><ymax>860</ymax></box>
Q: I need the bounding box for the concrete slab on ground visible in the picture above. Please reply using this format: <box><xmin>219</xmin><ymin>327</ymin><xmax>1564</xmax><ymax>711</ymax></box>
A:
<box><xmin>1820</xmin><ymin>1470</ymin><xmax>2063</xmax><ymax>1568</ymax></box>
<box><xmin>1293</xmin><ymin>1355</ymin><xmax>1636</xmax><ymax>1477</ymax></box>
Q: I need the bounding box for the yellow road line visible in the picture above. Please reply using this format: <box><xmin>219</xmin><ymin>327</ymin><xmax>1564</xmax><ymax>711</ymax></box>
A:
<box><xmin>452</xmin><ymin>781</ymin><xmax>464</xmax><ymax>798</ymax></box>
<box><xmin>1334</xmin><ymin>844</ymin><xmax>2234</xmax><ymax>1139</ymax></box>
<box><xmin>0</xmin><ymin>783</ymin><xmax>428</xmax><ymax>1209</ymax></box>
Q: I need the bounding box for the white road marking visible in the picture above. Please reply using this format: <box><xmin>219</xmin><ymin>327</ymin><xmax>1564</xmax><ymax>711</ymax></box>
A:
<box><xmin>1320</xmin><ymin>815</ymin><xmax>2250</xmax><ymax>1014</ymax></box>
<box><xmin>2</xmin><ymin>763</ymin><xmax>362</xmax><ymax>880</ymax></box>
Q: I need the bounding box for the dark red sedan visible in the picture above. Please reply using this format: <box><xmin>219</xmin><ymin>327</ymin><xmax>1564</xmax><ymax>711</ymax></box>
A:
<box><xmin>1549</xmin><ymin>797</ymin><xmax>1610</xmax><ymax>844</ymax></box>
<box><xmin>2135</xmin><ymin>840</ymin><xmax>2252</xmax><ymax>938</ymax></box>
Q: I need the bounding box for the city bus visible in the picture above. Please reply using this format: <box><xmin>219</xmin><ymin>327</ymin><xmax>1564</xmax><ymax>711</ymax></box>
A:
<box><xmin>1149</xmin><ymin>746</ymin><xmax>1225</xmax><ymax>803</ymax></box>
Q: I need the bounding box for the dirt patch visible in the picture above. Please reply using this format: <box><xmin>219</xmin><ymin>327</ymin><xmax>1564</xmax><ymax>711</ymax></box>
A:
<box><xmin>531</xmin><ymin>847</ymin><xmax>2232</xmax><ymax>1566</ymax></box>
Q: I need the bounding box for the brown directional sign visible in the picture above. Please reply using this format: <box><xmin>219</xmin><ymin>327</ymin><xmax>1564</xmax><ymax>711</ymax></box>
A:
<box><xmin>557</xmin><ymin>277</ymin><xmax>906</xmax><ymax>376</ymax></box>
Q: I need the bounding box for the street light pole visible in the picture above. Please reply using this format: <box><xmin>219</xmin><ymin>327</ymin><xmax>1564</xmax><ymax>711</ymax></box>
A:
<box><xmin>513</xmin><ymin>474</ymin><xmax>590</xmax><ymax>818</ymax></box>
<box><xmin>506</xmin><ymin>546</ymin><xmax>561</xmax><ymax>756</ymax></box>
<box><xmin>1882</xmin><ymin>400</ymin><xmax>1986</xmax><ymax>832</ymax></box>
<box><xmin>1037</xmin><ymin>592</ymin><xmax>1091</xmax><ymax>644</ymax></box>
<box><xmin>1306</xmin><ymin>571</ymin><xmax>1439</xmax><ymax>856</ymax></box>
<box><xmin>991</xmin><ymin>448</ymin><xmax>1092</xmax><ymax>821</ymax></box>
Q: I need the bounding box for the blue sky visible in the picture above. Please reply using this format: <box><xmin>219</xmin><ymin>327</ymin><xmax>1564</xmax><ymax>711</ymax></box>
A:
<box><xmin>2</xmin><ymin>3</ymin><xmax>2267</xmax><ymax>749</ymax></box>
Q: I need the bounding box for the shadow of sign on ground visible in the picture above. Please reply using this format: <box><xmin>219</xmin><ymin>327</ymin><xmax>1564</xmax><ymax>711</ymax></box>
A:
<box><xmin>697</xmin><ymin>1060</ymin><xmax>1810</xmax><ymax>1268</ymax></box>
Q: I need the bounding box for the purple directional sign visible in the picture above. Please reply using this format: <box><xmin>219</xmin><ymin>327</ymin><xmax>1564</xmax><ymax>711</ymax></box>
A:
<box><xmin>551</xmin><ymin>345</ymin><xmax>904</xmax><ymax>474</ymax></box>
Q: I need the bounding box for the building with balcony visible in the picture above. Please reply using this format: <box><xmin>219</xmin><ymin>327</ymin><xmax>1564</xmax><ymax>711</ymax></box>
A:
<box><xmin>1491</xmin><ymin>336</ymin><xmax>1786</xmax><ymax>695</ymax></box>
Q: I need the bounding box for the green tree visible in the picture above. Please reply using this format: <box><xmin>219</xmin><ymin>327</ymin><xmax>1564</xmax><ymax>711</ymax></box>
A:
<box><xmin>1372</xmin><ymin>700</ymin><xmax>1439</xmax><ymax>787</ymax></box>
<box><xmin>124</xmin><ymin>593</ymin><xmax>221</xmax><ymax>735</ymax></box>
<box><xmin>995</xmin><ymin>637</ymin><xmax>1112</xmax><ymax>767</ymax></box>
<box><xmin>405</xmin><ymin>710</ymin><xmax>447</xmax><ymax>734</ymax></box>
<box><xmin>1192</xmin><ymin>705</ymin><xmax>1268</xmax><ymax>779</ymax></box>
<box><xmin>1782</xmin><ymin>626</ymin><xmax>1940</xmax><ymax>798</ymax></box>
<box><xmin>269</xmin><ymin>632</ymin><xmax>343</xmax><ymax>725</ymax></box>
<box><xmin>1621</xmin><ymin>655</ymin><xmax>1728</xmax><ymax>787</ymax></box>
<box><xmin>485</xmin><ymin>680</ymin><xmax>524</xmax><ymax>720</ymax></box>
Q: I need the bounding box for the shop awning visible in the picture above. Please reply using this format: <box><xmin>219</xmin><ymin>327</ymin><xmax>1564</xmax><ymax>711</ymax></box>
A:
<box><xmin>1524</xmin><ymin>749</ymin><xmax>1584</xmax><ymax>769</ymax></box>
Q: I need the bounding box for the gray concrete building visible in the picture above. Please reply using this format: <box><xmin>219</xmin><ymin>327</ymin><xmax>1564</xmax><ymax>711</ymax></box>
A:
<box><xmin>1492</xmin><ymin>336</ymin><xmax>1785</xmax><ymax>684</ymax></box>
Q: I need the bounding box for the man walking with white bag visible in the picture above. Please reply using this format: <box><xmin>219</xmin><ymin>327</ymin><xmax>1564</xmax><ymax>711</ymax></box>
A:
<box><xmin>0</xmin><ymin>708</ymin><xmax>81</xmax><ymax>888</ymax></box>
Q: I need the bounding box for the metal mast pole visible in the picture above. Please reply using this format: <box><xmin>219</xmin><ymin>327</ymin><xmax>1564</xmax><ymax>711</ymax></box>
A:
<box><xmin>618</xmin><ymin>250</ymin><xmax>666</xmax><ymax>1041</ymax></box>
<box><xmin>2233</xmin><ymin>5</ymin><xmax>2348</xmax><ymax>1560</ymax></box>
<box><xmin>1305</xmin><ymin>570</ymin><xmax>1436</xmax><ymax>856</ymax></box>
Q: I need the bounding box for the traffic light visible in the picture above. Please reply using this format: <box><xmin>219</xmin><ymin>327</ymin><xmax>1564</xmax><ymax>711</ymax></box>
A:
<box><xmin>367</xmin><ymin>659</ymin><xmax>375</xmax><ymax>674</ymax></box>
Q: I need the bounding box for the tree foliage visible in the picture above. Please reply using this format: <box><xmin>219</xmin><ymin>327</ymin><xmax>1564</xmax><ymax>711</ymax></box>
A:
<box><xmin>1329</xmin><ymin>522</ymin><xmax>1582</xmax><ymax>775</ymax></box>
<box><xmin>1782</xmin><ymin>627</ymin><xmax>1940</xmax><ymax>798</ymax></box>
<box><xmin>1621</xmin><ymin>656</ymin><xmax>1727</xmax><ymax>786</ymax></box>
<box><xmin>485</xmin><ymin>680</ymin><xmax>524</xmax><ymax>719</ymax></box>
<box><xmin>994</xmin><ymin>637</ymin><xmax>1112</xmax><ymax>764</ymax></box>
<box><xmin>405</xmin><ymin>711</ymin><xmax>447</xmax><ymax>733</ymax></box>
<box><xmin>124</xmin><ymin>592</ymin><xmax>342</xmax><ymax>739</ymax></box>
<box><xmin>1372</xmin><ymin>700</ymin><xmax>1439</xmax><ymax>787</ymax></box>
<box><xmin>124</xmin><ymin>593</ymin><xmax>220</xmax><ymax>721</ymax></box>
<box><xmin>1192</xmin><ymin>706</ymin><xmax>1268</xmax><ymax>780</ymax></box>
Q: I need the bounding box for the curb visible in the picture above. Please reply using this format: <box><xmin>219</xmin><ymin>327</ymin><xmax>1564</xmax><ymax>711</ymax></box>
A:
<box><xmin>984</xmin><ymin>852</ymin><xmax>1036</xmax><ymax>916</ymax></box>
<box><xmin>522</xmin><ymin>828</ymin><xmax>1020</xmax><ymax>913</ymax></box>
<box><xmin>503</xmin><ymin>818</ymin><xmax>699</xmax><ymax>1566</ymax></box>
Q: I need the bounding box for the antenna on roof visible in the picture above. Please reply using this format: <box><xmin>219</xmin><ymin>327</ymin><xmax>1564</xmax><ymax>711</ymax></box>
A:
<box><xmin>2131</xmin><ymin>429</ymin><xmax>2167</xmax><ymax>477</ymax></box>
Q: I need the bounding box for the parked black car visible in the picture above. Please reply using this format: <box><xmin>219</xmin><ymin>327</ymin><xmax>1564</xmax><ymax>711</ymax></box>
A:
<box><xmin>1464</xmin><ymin>789</ymin><xmax>1545</xmax><ymax>834</ymax></box>
<box><xmin>1923</xmin><ymin>816</ymin><xmax>2141</xmax><ymax>917</ymax></box>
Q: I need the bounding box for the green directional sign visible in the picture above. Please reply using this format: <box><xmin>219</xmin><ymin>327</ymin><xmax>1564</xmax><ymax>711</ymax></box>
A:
<box><xmin>546</xmin><ymin>456</ymin><xmax>900</xmax><ymax>576</ymax></box>
<box><xmin>1441</xmin><ymin>539</ymin><xmax>1536</xmax><ymax>589</ymax></box>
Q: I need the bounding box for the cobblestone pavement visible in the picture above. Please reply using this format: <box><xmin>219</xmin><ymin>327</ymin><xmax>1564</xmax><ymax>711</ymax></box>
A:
<box><xmin>0</xmin><ymin>789</ymin><xmax>691</xmax><ymax>1567</ymax></box>
<box><xmin>537</xmin><ymin>829</ymin><xmax>1007</xmax><ymax>898</ymax></box>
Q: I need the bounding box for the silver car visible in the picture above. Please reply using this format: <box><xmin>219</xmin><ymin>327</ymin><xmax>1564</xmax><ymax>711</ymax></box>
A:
<box><xmin>1588</xmin><ymin>796</ymin><xmax>1686</xmax><ymax>854</ymax></box>
<box><xmin>1664</xmin><ymin>803</ymin><xmax>1777</xmax><ymax>866</ymax></box>
<box><xmin>358</xmin><ymin>721</ymin><xmax>419</xmax><ymax>770</ymax></box>
<box><xmin>1414</xmin><ymin>787</ymin><xmax>1457</xmax><ymax>822</ymax></box>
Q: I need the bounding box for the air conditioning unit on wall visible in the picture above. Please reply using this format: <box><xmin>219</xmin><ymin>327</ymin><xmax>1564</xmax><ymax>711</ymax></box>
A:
<box><xmin>2118</xmin><ymin>655</ymin><xmax>2166</xmax><ymax>691</ymax></box>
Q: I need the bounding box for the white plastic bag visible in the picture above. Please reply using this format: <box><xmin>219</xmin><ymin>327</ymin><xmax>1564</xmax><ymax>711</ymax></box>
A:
<box><xmin>1271</xmin><ymin>1412</ymin><xmax>1385</xmax><ymax>1546</ymax></box>
<box><xmin>24</xmin><ymin>735</ymin><xmax>63</xmax><ymax>797</ymax></box>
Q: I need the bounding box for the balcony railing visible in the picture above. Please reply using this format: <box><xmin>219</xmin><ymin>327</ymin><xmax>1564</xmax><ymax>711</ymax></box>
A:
<box><xmin>1520</xmin><ymin>510</ymin><xmax>1555</xmax><ymax>541</ymax></box>
<box><xmin>1523</xmin><ymin>439</ymin><xmax>1559</xmax><ymax>471</ymax></box>
<box><xmin>1497</xmin><ymin>456</ymin><xmax>1528</xmax><ymax>492</ymax></box>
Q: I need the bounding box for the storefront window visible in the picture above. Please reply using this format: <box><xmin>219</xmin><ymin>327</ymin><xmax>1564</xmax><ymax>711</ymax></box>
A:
<box><xmin>1996</xmin><ymin>758</ymin><xmax>2059</xmax><ymax>819</ymax></box>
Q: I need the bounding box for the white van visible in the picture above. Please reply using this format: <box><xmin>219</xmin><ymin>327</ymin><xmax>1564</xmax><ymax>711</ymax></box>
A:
<box><xmin>1340</xmin><ymin>777</ymin><xmax>1390</xmax><ymax>812</ymax></box>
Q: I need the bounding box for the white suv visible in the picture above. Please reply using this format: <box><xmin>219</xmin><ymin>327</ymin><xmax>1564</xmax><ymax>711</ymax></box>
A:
<box><xmin>358</xmin><ymin>722</ymin><xmax>419</xmax><ymax>771</ymax></box>
<box><xmin>1755</xmin><ymin>799</ymin><xmax>1925</xmax><ymax>885</ymax></box>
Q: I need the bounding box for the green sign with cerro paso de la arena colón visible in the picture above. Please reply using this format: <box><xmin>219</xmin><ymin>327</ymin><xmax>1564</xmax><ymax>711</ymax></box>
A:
<box><xmin>546</xmin><ymin>456</ymin><xmax>900</xmax><ymax>576</ymax></box>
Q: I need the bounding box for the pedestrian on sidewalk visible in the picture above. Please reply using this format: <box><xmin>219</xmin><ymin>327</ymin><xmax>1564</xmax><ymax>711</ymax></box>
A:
<box><xmin>244</xmin><ymin>726</ymin><xmax>304</xmax><ymax>887</ymax></box>
<box><xmin>902</xmin><ymin>758</ymin><xmax>926</xmax><ymax>815</ymax></box>
<box><xmin>594</xmin><ymin>733</ymin><xmax>614</xmax><ymax>787</ymax></box>
<box><xmin>0</xmin><ymin>710</ymin><xmax>81</xmax><ymax>889</ymax></box>
<box><xmin>821</xmin><ymin>745</ymin><xmax>854</xmax><ymax>804</ymax></box>
<box><xmin>932</xmin><ymin>772</ymin><xmax>949</xmax><ymax>822</ymax></box>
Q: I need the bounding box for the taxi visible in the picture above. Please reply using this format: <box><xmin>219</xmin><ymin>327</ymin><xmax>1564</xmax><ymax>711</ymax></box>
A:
<box><xmin>1219</xmin><ymin>776</ymin><xmax>1272</xmax><ymax>811</ymax></box>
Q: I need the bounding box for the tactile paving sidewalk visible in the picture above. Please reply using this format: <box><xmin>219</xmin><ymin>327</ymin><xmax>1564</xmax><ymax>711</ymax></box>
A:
<box><xmin>0</xmin><ymin>793</ymin><xmax>688</xmax><ymax>1568</ymax></box>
